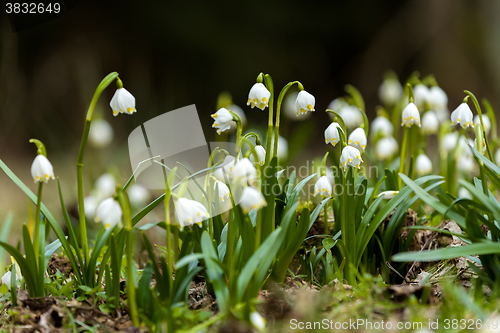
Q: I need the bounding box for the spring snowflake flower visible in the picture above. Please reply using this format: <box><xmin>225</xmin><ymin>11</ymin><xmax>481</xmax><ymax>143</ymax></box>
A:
<box><xmin>247</xmin><ymin>83</ymin><xmax>271</xmax><ymax>110</ymax></box>
<box><xmin>429</xmin><ymin>86</ymin><xmax>448</xmax><ymax>110</ymax></box>
<box><xmin>375</xmin><ymin>136</ymin><xmax>399</xmax><ymax>160</ymax></box>
<box><xmin>1</xmin><ymin>271</ymin><xmax>21</xmax><ymax>290</ymax></box>
<box><xmin>324</xmin><ymin>122</ymin><xmax>343</xmax><ymax>146</ymax></box>
<box><xmin>284</xmin><ymin>92</ymin><xmax>310</xmax><ymax>120</ymax></box>
<box><xmin>314</xmin><ymin>176</ymin><xmax>332</xmax><ymax>198</ymax></box>
<box><xmin>415</xmin><ymin>154</ymin><xmax>433</xmax><ymax>176</ymax></box>
<box><xmin>451</xmin><ymin>103</ymin><xmax>474</xmax><ymax>129</ymax></box>
<box><xmin>89</xmin><ymin>119</ymin><xmax>114</xmax><ymax>148</ymax></box>
<box><xmin>340</xmin><ymin>146</ymin><xmax>363</xmax><ymax>170</ymax></box>
<box><xmin>421</xmin><ymin>111</ymin><xmax>439</xmax><ymax>135</ymax></box>
<box><xmin>220</xmin><ymin>155</ymin><xmax>236</xmax><ymax>179</ymax></box>
<box><xmin>378</xmin><ymin>78</ymin><xmax>403</xmax><ymax>106</ymax></box>
<box><xmin>227</xmin><ymin>104</ymin><xmax>247</xmax><ymax>132</ymax></box>
<box><xmin>95</xmin><ymin>198</ymin><xmax>122</xmax><ymax>230</ymax></box>
<box><xmin>370</xmin><ymin>116</ymin><xmax>393</xmax><ymax>138</ymax></box>
<box><xmin>338</xmin><ymin>105</ymin><xmax>363</xmax><ymax>129</ymax></box>
<box><xmin>214</xmin><ymin>180</ymin><xmax>230</xmax><ymax>202</ymax></box>
<box><xmin>31</xmin><ymin>155</ymin><xmax>55</xmax><ymax>183</ymax></box>
<box><xmin>232</xmin><ymin>158</ymin><xmax>257</xmax><ymax>185</ymax></box>
<box><xmin>250</xmin><ymin>312</ymin><xmax>266</xmax><ymax>331</ymax></box>
<box><xmin>348</xmin><ymin>128</ymin><xmax>367</xmax><ymax>152</ymax></box>
<box><xmin>401</xmin><ymin>103</ymin><xmax>421</xmax><ymax>127</ymax></box>
<box><xmin>249</xmin><ymin>145</ymin><xmax>266</xmax><ymax>166</ymax></box>
<box><xmin>211</xmin><ymin>108</ymin><xmax>233</xmax><ymax>135</ymax></box>
<box><xmin>458</xmin><ymin>187</ymin><xmax>472</xmax><ymax>199</ymax></box>
<box><xmin>239</xmin><ymin>187</ymin><xmax>267</xmax><ymax>213</ymax></box>
<box><xmin>127</xmin><ymin>184</ymin><xmax>150</xmax><ymax>206</ymax></box>
<box><xmin>174</xmin><ymin>197</ymin><xmax>210</xmax><ymax>228</ymax></box>
<box><xmin>378</xmin><ymin>191</ymin><xmax>399</xmax><ymax>199</ymax></box>
<box><xmin>110</xmin><ymin>87</ymin><xmax>136</xmax><ymax>116</ymax></box>
<box><xmin>496</xmin><ymin>149</ymin><xmax>500</xmax><ymax>166</ymax></box>
<box><xmin>413</xmin><ymin>84</ymin><xmax>430</xmax><ymax>109</ymax></box>
<box><xmin>295</xmin><ymin>90</ymin><xmax>315</xmax><ymax>116</ymax></box>
<box><xmin>474</xmin><ymin>114</ymin><xmax>491</xmax><ymax>134</ymax></box>
<box><xmin>457</xmin><ymin>155</ymin><xmax>475</xmax><ymax>173</ymax></box>
<box><xmin>440</xmin><ymin>132</ymin><xmax>459</xmax><ymax>153</ymax></box>
<box><xmin>83</xmin><ymin>196</ymin><xmax>98</xmax><ymax>219</ymax></box>
<box><xmin>93</xmin><ymin>173</ymin><xmax>116</xmax><ymax>199</ymax></box>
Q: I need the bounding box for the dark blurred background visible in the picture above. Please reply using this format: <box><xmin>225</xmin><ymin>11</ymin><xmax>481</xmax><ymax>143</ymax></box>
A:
<box><xmin>1</xmin><ymin>0</ymin><xmax>500</xmax><ymax>219</ymax></box>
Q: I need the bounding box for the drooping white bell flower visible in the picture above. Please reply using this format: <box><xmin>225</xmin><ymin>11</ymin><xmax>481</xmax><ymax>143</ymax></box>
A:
<box><xmin>295</xmin><ymin>90</ymin><xmax>315</xmax><ymax>116</ymax></box>
<box><xmin>127</xmin><ymin>184</ymin><xmax>150</xmax><ymax>206</ymax></box>
<box><xmin>415</xmin><ymin>154</ymin><xmax>433</xmax><ymax>176</ymax></box>
<box><xmin>250</xmin><ymin>311</ymin><xmax>266</xmax><ymax>331</ymax></box>
<box><xmin>214</xmin><ymin>180</ymin><xmax>230</xmax><ymax>202</ymax></box>
<box><xmin>451</xmin><ymin>103</ymin><xmax>474</xmax><ymax>129</ymax></box>
<box><xmin>277</xmin><ymin>136</ymin><xmax>288</xmax><ymax>160</ymax></box>
<box><xmin>327</xmin><ymin>98</ymin><xmax>348</xmax><ymax>113</ymax></box>
<box><xmin>457</xmin><ymin>137</ymin><xmax>474</xmax><ymax>156</ymax></box>
<box><xmin>249</xmin><ymin>145</ymin><xmax>266</xmax><ymax>166</ymax></box>
<box><xmin>370</xmin><ymin>116</ymin><xmax>393</xmax><ymax>138</ymax></box>
<box><xmin>325</xmin><ymin>166</ymin><xmax>335</xmax><ymax>185</ymax></box>
<box><xmin>457</xmin><ymin>155</ymin><xmax>475</xmax><ymax>173</ymax></box>
<box><xmin>93</xmin><ymin>173</ymin><xmax>116</xmax><ymax>199</ymax></box>
<box><xmin>31</xmin><ymin>155</ymin><xmax>55</xmax><ymax>183</ymax></box>
<box><xmin>496</xmin><ymin>149</ymin><xmax>500</xmax><ymax>166</ymax></box>
<box><xmin>239</xmin><ymin>187</ymin><xmax>267</xmax><ymax>213</ymax></box>
<box><xmin>89</xmin><ymin>119</ymin><xmax>114</xmax><ymax>148</ymax></box>
<box><xmin>324</xmin><ymin>122</ymin><xmax>343</xmax><ymax>146</ymax></box>
<box><xmin>1</xmin><ymin>271</ymin><xmax>20</xmax><ymax>290</ymax></box>
<box><xmin>340</xmin><ymin>146</ymin><xmax>363</xmax><ymax>170</ymax></box>
<box><xmin>473</xmin><ymin>114</ymin><xmax>491</xmax><ymax>134</ymax></box>
<box><xmin>458</xmin><ymin>187</ymin><xmax>472</xmax><ymax>199</ymax></box>
<box><xmin>378</xmin><ymin>191</ymin><xmax>399</xmax><ymax>199</ymax></box>
<box><xmin>401</xmin><ymin>103</ymin><xmax>421</xmax><ymax>127</ymax></box>
<box><xmin>95</xmin><ymin>198</ymin><xmax>122</xmax><ymax>230</ymax></box>
<box><xmin>378</xmin><ymin>78</ymin><xmax>403</xmax><ymax>106</ymax></box>
<box><xmin>429</xmin><ymin>86</ymin><xmax>448</xmax><ymax>110</ymax></box>
<box><xmin>440</xmin><ymin>132</ymin><xmax>459</xmax><ymax>153</ymax></box>
<box><xmin>227</xmin><ymin>104</ymin><xmax>247</xmax><ymax>132</ymax></box>
<box><xmin>314</xmin><ymin>176</ymin><xmax>332</xmax><ymax>198</ymax></box>
<box><xmin>338</xmin><ymin>105</ymin><xmax>363</xmax><ymax>129</ymax></box>
<box><xmin>247</xmin><ymin>83</ymin><xmax>271</xmax><ymax>111</ymax></box>
<box><xmin>110</xmin><ymin>88</ymin><xmax>136</xmax><ymax>116</ymax></box>
<box><xmin>284</xmin><ymin>92</ymin><xmax>310</xmax><ymax>120</ymax></box>
<box><xmin>174</xmin><ymin>197</ymin><xmax>210</xmax><ymax>228</ymax></box>
<box><xmin>348</xmin><ymin>128</ymin><xmax>367</xmax><ymax>152</ymax></box>
<box><xmin>211</xmin><ymin>108</ymin><xmax>233</xmax><ymax>135</ymax></box>
<box><xmin>83</xmin><ymin>196</ymin><xmax>98</xmax><ymax>219</ymax></box>
<box><xmin>232</xmin><ymin>158</ymin><xmax>257</xmax><ymax>185</ymax></box>
<box><xmin>220</xmin><ymin>155</ymin><xmax>236</xmax><ymax>179</ymax></box>
<box><xmin>375</xmin><ymin>136</ymin><xmax>399</xmax><ymax>160</ymax></box>
<box><xmin>413</xmin><ymin>84</ymin><xmax>431</xmax><ymax>109</ymax></box>
<box><xmin>421</xmin><ymin>111</ymin><xmax>439</xmax><ymax>135</ymax></box>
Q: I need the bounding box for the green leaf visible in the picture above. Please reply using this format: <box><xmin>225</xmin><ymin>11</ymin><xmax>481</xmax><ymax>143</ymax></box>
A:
<box><xmin>0</xmin><ymin>213</ymin><xmax>14</xmax><ymax>272</ymax></box>
<box><xmin>0</xmin><ymin>241</ymin><xmax>37</xmax><ymax>296</ymax></box>
<box><xmin>392</xmin><ymin>242</ymin><xmax>500</xmax><ymax>262</ymax></box>
<box><xmin>322</xmin><ymin>238</ymin><xmax>336</xmax><ymax>250</ymax></box>
<box><xmin>200</xmin><ymin>231</ymin><xmax>228</xmax><ymax>313</ymax></box>
<box><xmin>309</xmin><ymin>197</ymin><xmax>332</xmax><ymax>229</ymax></box>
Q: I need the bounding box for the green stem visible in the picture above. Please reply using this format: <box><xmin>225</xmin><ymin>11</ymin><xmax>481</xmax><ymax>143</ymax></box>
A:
<box><xmin>33</xmin><ymin>182</ymin><xmax>43</xmax><ymax>262</ymax></box>
<box><xmin>117</xmin><ymin>189</ymin><xmax>139</xmax><ymax>327</ymax></box>
<box><xmin>264</xmin><ymin>74</ymin><xmax>274</xmax><ymax>165</ymax></box>
<box><xmin>398</xmin><ymin>127</ymin><xmax>410</xmax><ymax>189</ymax></box>
<box><xmin>76</xmin><ymin>72</ymin><xmax>119</xmax><ymax>265</ymax></box>
<box><xmin>274</xmin><ymin>81</ymin><xmax>300</xmax><ymax>159</ymax></box>
<box><xmin>228</xmin><ymin>110</ymin><xmax>243</xmax><ymax>157</ymax></box>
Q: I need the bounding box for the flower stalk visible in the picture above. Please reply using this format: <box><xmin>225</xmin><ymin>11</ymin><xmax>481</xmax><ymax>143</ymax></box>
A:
<box><xmin>274</xmin><ymin>81</ymin><xmax>301</xmax><ymax>159</ymax></box>
<box><xmin>263</xmin><ymin>74</ymin><xmax>274</xmax><ymax>165</ymax></box>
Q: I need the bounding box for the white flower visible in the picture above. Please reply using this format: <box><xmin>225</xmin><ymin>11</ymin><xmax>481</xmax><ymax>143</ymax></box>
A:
<box><xmin>370</xmin><ymin>116</ymin><xmax>393</xmax><ymax>138</ymax></box>
<box><xmin>375</xmin><ymin>136</ymin><xmax>399</xmax><ymax>160</ymax></box>
<box><xmin>110</xmin><ymin>88</ymin><xmax>136</xmax><ymax>116</ymax></box>
<box><xmin>441</xmin><ymin>132</ymin><xmax>459</xmax><ymax>153</ymax></box>
<box><xmin>415</xmin><ymin>154</ymin><xmax>433</xmax><ymax>176</ymax></box>
<box><xmin>227</xmin><ymin>104</ymin><xmax>247</xmax><ymax>132</ymax></box>
<box><xmin>83</xmin><ymin>196</ymin><xmax>98</xmax><ymax>219</ymax></box>
<box><xmin>378</xmin><ymin>191</ymin><xmax>399</xmax><ymax>199</ymax></box>
<box><xmin>127</xmin><ymin>184</ymin><xmax>150</xmax><ymax>206</ymax></box>
<box><xmin>429</xmin><ymin>86</ymin><xmax>448</xmax><ymax>110</ymax></box>
<box><xmin>314</xmin><ymin>176</ymin><xmax>332</xmax><ymax>198</ymax></box>
<box><xmin>221</xmin><ymin>155</ymin><xmax>236</xmax><ymax>179</ymax></box>
<box><xmin>247</xmin><ymin>83</ymin><xmax>271</xmax><ymax>111</ymax></box>
<box><xmin>324</xmin><ymin>122</ymin><xmax>343</xmax><ymax>146</ymax></box>
<box><xmin>413</xmin><ymin>84</ymin><xmax>431</xmax><ymax>109</ymax></box>
<box><xmin>457</xmin><ymin>155</ymin><xmax>475</xmax><ymax>173</ymax></box>
<box><xmin>249</xmin><ymin>145</ymin><xmax>266</xmax><ymax>166</ymax></box>
<box><xmin>31</xmin><ymin>155</ymin><xmax>55</xmax><ymax>183</ymax></box>
<box><xmin>232</xmin><ymin>158</ymin><xmax>257</xmax><ymax>185</ymax></box>
<box><xmin>451</xmin><ymin>103</ymin><xmax>474</xmax><ymax>129</ymax></box>
<box><xmin>338</xmin><ymin>105</ymin><xmax>363</xmax><ymax>129</ymax></box>
<box><xmin>435</xmin><ymin>108</ymin><xmax>450</xmax><ymax>124</ymax></box>
<box><xmin>421</xmin><ymin>111</ymin><xmax>439</xmax><ymax>135</ymax></box>
<box><xmin>458</xmin><ymin>187</ymin><xmax>472</xmax><ymax>199</ymax></box>
<box><xmin>378</xmin><ymin>78</ymin><xmax>402</xmax><ymax>106</ymax></box>
<box><xmin>325</xmin><ymin>166</ymin><xmax>335</xmax><ymax>185</ymax></box>
<box><xmin>277</xmin><ymin>136</ymin><xmax>288</xmax><ymax>160</ymax></box>
<box><xmin>214</xmin><ymin>181</ymin><xmax>230</xmax><ymax>202</ymax></box>
<box><xmin>239</xmin><ymin>187</ymin><xmax>267</xmax><ymax>213</ymax></box>
<box><xmin>93</xmin><ymin>173</ymin><xmax>116</xmax><ymax>199</ymax></box>
<box><xmin>95</xmin><ymin>198</ymin><xmax>122</xmax><ymax>230</ymax></box>
<box><xmin>295</xmin><ymin>90</ymin><xmax>315</xmax><ymax>116</ymax></box>
<box><xmin>174</xmin><ymin>198</ymin><xmax>210</xmax><ymax>228</ymax></box>
<box><xmin>348</xmin><ymin>128</ymin><xmax>367</xmax><ymax>152</ymax></box>
<box><xmin>89</xmin><ymin>119</ymin><xmax>114</xmax><ymax>148</ymax></box>
<box><xmin>340</xmin><ymin>146</ymin><xmax>363</xmax><ymax>170</ymax></box>
<box><xmin>250</xmin><ymin>312</ymin><xmax>266</xmax><ymax>331</ymax></box>
<box><xmin>496</xmin><ymin>149</ymin><xmax>500</xmax><ymax>166</ymax></box>
<box><xmin>1</xmin><ymin>271</ymin><xmax>20</xmax><ymax>290</ymax></box>
<box><xmin>284</xmin><ymin>92</ymin><xmax>310</xmax><ymax>120</ymax></box>
<box><xmin>211</xmin><ymin>108</ymin><xmax>233</xmax><ymax>135</ymax></box>
<box><xmin>474</xmin><ymin>114</ymin><xmax>491</xmax><ymax>134</ymax></box>
<box><xmin>401</xmin><ymin>103</ymin><xmax>421</xmax><ymax>127</ymax></box>
<box><xmin>327</xmin><ymin>98</ymin><xmax>348</xmax><ymax>113</ymax></box>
